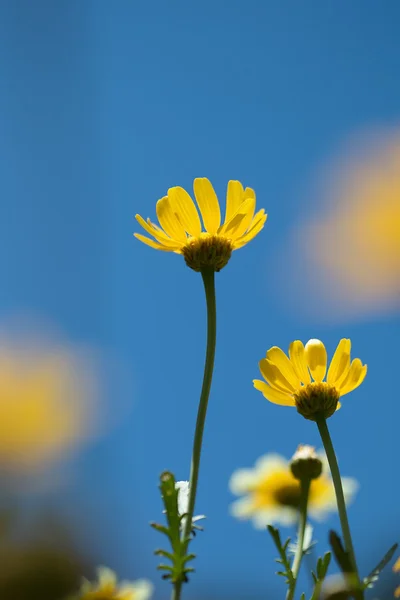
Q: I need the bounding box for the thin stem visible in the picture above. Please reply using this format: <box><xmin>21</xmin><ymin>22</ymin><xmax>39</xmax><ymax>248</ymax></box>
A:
<box><xmin>171</xmin><ymin>268</ymin><xmax>217</xmax><ymax>600</ymax></box>
<box><xmin>286</xmin><ymin>479</ymin><xmax>310</xmax><ymax>600</ymax></box>
<box><xmin>316</xmin><ymin>417</ymin><xmax>361</xmax><ymax>590</ymax></box>
<box><xmin>171</xmin><ymin>581</ymin><xmax>182</xmax><ymax>600</ymax></box>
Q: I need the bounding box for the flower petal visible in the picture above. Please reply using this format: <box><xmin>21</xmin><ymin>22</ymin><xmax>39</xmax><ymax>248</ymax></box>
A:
<box><xmin>220</xmin><ymin>197</ymin><xmax>254</xmax><ymax>237</ymax></box>
<box><xmin>327</xmin><ymin>339</ymin><xmax>351</xmax><ymax>386</ymax></box>
<box><xmin>193</xmin><ymin>178</ymin><xmax>221</xmax><ymax>234</ymax></box>
<box><xmin>229</xmin><ymin>469</ymin><xmax>260</xmax><ymax>494</ymax></box>
<box><xmin>232</xmin><ymin>210</ymin><xmax>267</xmax><ymax>249</ymax></box>
<box><xmin>135</xmin><ymin>215</ymin><xmax>182</xmax><ymax>248</ymax></box>
<box><xmin>156</xmin><ymin>196</ymin><xmax>187</xmax><ymax>243</ymax></box>
<box><xmin>253</xmin><ymin>379</ymin><xmax>295</xmax><ymax>406</ymax></box>
<box><xmin>134</xmin><ymin>233</ymin><xmax>175</xmax><ymax>252</ymax></box>
<box><xmin>305</xmin><ymin>339</ymin><xmax>327</xmax><ymax>382</ymax></box>
<box><xmin>265</xmin><ymin>347</ymin><xmax>302</xmax><ymax>390</ymax></box>
<box><xmin>259</xmin><ymin>358</ymin><xmax>296</xmax><ymax>393</ymax></box>
<box><xmin>168</xmin><ymin>186</ymin><xmax>202</xmax><ymax>237</ymax></box>
<box><xmin>337</xmin><ymin>359</ymin><xmax>367</xmax><ymax>396</ymax></box>
<box><xmin>289</xmin><ymin>340</ymin><xmax>311</xmax><ymax>384</ymax></box>
<box><xmin>225</xmin><ymin>180</ymin><xmax>244</xmax><ymax>222</ymax></box>
<box><xmin>229</xmin><ymin>197</ymin><xmax>256</xmax><ymax>240</ymax></box>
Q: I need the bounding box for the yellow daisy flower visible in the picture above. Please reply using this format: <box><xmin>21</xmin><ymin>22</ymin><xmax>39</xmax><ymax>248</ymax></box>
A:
<box><xmin>229</xmin><ymin>452</ymin><xmax>357</xmax><ymax>528</ymax></box>
<box><xmin>253</xmin><ymin>338</ymin><xmax>367</xmax><ymax>420</ymax></box>
<box><xmin>300</xmin><ymin>129</ymin><xmax>400</xmax><ymax>316</ymax></box>
<box><xmin>134</xmin><ymin>178</ymin><xmax>267</xmax><ymax>271</ymax></box>
<box><xmin>0</xmin><ymin>339</ymin><xmax>96</xmax><ymax>472</ymax></box>
<box><xmin>393</xmin><ymin>557</ymin><xmax>400</xmax><ymax>598</ymax></box>
<box><xmin>77</xmin><ymin>567</ymin><xmax>153</xmax><ymax>600</ymax></box>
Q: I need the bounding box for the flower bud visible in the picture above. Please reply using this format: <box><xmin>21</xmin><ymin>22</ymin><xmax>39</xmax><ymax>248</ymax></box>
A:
<box><xmin>290</xmin><ymin>445</ymin><xmax>323</xmax><ymax>481</ymax></box>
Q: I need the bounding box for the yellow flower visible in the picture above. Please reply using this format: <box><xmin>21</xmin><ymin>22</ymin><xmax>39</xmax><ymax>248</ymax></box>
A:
<box><xmin>229</xmin><ymin>452</ymin><xmax>357</xmax><ymax>528</ymax></box>
<box><xmin>0</xmin><ymin>340</ymin><xmax>96</xmax><ymax>472</ymax></box>
<box><xmin>394</xmin><ymin>558</ymin><xmax>400</xmax><ymax>598</ymax></box>
<box><xmin>77</xmin><ymin>567</ymin><xmax>153</xmax><ymax>600</ymax></box>
<box><xmin>134</xmin><ymin>178</ymin><xmax>267</xmax><ymax>271</ymax></box>
<box><xmin>298</xmin><ymin>129</ymin><xmax>400</xmax><ymax>317</ymax></box>
<box><xmin>253</xmin><ymin>338</ymin><xmax>367</xmax><ymax>420</ymax></box>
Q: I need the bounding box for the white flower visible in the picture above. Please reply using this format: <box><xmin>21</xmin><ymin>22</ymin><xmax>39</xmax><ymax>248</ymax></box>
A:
<box><xmin>288</xmin><ymin>524</ymin><xmax>316</xmax><ymax>555</ymax></box>
<box><xmin>78</xmin><ymin>566</ymin><xmax>153</xmax><ymax>600</ymax></box>
<box><xmin>175</xmin><ymin>481</ymin><xmax>206</xmax><ymax>530</ymax></box>
<box><xmin>229</xmin><ymin>451</ymin><xmax>358</xmax><ymax>529</ymax></box>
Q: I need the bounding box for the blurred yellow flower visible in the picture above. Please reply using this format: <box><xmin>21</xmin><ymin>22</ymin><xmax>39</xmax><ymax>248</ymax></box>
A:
<box><xmin>77</xmin><ymin>567</ymin><xmax>153</xmax><ymax>600</ymax></box>
<box><xmin>134</xmin><ymin>178</ymin><xmax>267</xmax><ymax>271</ymax></box>
<box><xmin>253</xmin><ymin>338</ymin><xmax>367</xmax><ymax>420</ymax></box>
<box><xmin>299</xmin><ymin>130</ymin><xmax>400</xmax><ymax>316</ymax></box>
<box><xmin>229</xmin><ymin>452</ymin><xmax>357</xmax><ymax>528</ymax></box>
<box><xmin>394</xmin><ymin>557</ymin><xmax>400</xmax><ymax>598</ymax></box>
<box><xmin>0</xmin><ymin>340</ymin><xmax>96</xmax><ymax>472</ymax></box>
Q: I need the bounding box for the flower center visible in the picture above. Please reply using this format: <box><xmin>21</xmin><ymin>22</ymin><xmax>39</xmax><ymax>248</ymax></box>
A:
<box><xmin>272</xmin><ymin>483</ymin><xmax>301</xmax><ymax>509</ymax></box>
<box><xmin>294</xmin><ymin>381</ymin><xmax>340</xmax><ymax>421</ymax></box>
<box><xmin>181</xmin><ymin>235</ymin><xmax>233</xmax><ymax>272</ymax></box>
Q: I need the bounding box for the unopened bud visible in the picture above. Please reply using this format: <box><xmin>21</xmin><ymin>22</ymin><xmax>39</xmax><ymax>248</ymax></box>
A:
<box><xmin>290</xmin><ymin>445</ymin><xmax>323</xmax><ymax>481</ymax></box>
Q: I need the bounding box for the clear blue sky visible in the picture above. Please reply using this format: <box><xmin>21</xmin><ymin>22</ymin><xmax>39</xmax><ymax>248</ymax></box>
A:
<box><xmin>0</xmin><ymin>2</ymin><xmax>399</xmax><ymax>598</ymax></box>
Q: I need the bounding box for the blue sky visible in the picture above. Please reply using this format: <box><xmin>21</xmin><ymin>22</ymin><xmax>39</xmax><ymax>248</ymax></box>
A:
<box><xmin>0</xmin><ymin>1</ymin><xmax>399</xmax><ymax>598</ymax></box>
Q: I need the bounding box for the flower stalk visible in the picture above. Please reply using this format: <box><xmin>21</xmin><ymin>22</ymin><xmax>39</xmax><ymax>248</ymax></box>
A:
<box><xmin>172</xmin><ymin>267</ymin><xmax>217</xmax><ymax>600</ymax></box>
<box><xmin>286</xmin><ymin>478</ymin><xmax>310</xmax><ymax>600</ymax></box>
<box><xmin>316</xmin><ymin>417</ymin><xmax>362</xmax><ymax>596</ymax></box>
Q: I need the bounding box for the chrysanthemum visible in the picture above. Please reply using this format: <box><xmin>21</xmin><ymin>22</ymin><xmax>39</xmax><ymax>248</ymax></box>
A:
<box><xmin>253</xmin><ymin>338</ymin><xmax>367</xmax><ymax>420</ymax></box>
<box><xmin>134</xmin><ymin>178</ymin><xmax>267</xmax><ymax>271</ymax></box>
<box><xmin>77</xmin><ymin>567</ymin><xmax>153</xmax><ymax>600</ymax></box>
<box><xmin>229</xmin><ymin>452</ymin><xmax>357</xmax><ymax>528</ymax></box>
<box><xmin>393</xmin><ymin>557</ymin><xmax>400</xmax><ymax>598</ymax></box>
<box><xmin>0</xmin><ymin>339</ymin><xmax>96</xmax><ymax>472</ymax></box>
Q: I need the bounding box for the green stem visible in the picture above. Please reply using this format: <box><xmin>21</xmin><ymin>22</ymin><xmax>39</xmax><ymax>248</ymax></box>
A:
<box><xmin>316</xmin><ymin>417</ymin><xmax>361</xmax><ymax>590</ymax></box>
<box><xmin>171</xmin><ymin>268</ymin><xmax>217</xmax><ymax>600</ymax></box>
<box><xmin>286</xmin><ymin>479</ymin><xmax>310</xmax><ymax>600</ymax></box>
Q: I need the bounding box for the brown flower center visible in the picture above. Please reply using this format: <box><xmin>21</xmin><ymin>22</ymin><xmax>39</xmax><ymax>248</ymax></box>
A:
<box><xmin>181</xmin><ymin>235</ymin><xmax>233</xmax><ymax>272</ymax></box>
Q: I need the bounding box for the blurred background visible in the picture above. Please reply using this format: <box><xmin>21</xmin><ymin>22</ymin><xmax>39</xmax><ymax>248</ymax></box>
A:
<box><xmin>0</xmin><ymin>1</ymin><xmax>399</xmax><ymax>598</ymax></box>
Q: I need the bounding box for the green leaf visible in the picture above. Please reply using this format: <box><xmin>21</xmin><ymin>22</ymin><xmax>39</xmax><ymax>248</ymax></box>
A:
<box><xmin>329</xmin><ymin>530</ymin><xmax>353</xmax><ymax>574</ymax></box>
<box><xmin>363</xmin><ymin>543</ymin><xmax>398</xmax><ymax>590</ymax></box>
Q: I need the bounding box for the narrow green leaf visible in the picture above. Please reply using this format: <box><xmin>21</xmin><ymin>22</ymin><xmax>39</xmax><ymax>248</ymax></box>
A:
<box><xmin>363</xmin><ymin>543</ymin><xmax>398</xmax><ymax>590</ymax></box>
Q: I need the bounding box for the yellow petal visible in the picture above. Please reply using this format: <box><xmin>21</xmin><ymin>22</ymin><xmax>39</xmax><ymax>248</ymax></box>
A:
<box><xmin>156</xmin><ymin>196</ymin><xmax>187</xmax><ymax>243</ymax></box>
<box><xmin>219</xmin><ymin>197</ymin><xmax>254</xmax><ymax>237</ymax></box>
<box><xmin>289</xmin><ymin>341</ymin><xmax>311</xmax><ymax>384</ymax></box>
<box><xmin>229</xmin><ymin>197</ymin><xmax>256</xmax><ymax>240</ymax></box>
<box><xmin>305</xmin><ymin>339</ymin><xmax>327</xmax><ymax>382</ymax></box>
<box><xmin>225</xmin><ymin>180</ymin><xmax>244</xmax><ymax>222</ymax></box>
<box><xmin>253</xmin><ymin>379</ymin><xmax>295</xmax><ymax>406</ymax></box>
<box><xmin>135</xmin><ymin>215</ymin><xmax>182</xmax><ymax>248</ymax></box>
<box><xmin>133</xmin><ymin>233</ymin><xmax>175</xmax><ymax>252</ymax></box>
<box><xmin>338</xmin><ymin>359</ymin><xmax>367</xmax><ymax>396</ymax></box>
<box><xmin>265</xmin><ymin>347</ymin><xmax>301</xmax><ymax>390</ymax></box>
<box><xmin>233</xmin><ymin>210</ymin><xmax>267</xmax><ymax>249</ymax></box>
<box><xmin>395</xmin><ymin>586</ymin><xmax>400</xmax><ymax>599</ymax></box>
<box><xmin>327</xmin><ymin>339</ymin><xmax>351</xmax><ymax>386</ymax></box>
<box><xmin>259</xmin><ymin>358</ymin><xmax>296</xmax><ymax>393</ymax></box>
<box><xmin>244</xmin><ymin>187</ymin><xmax>256</xmax><ymax>201</ymax></box>
<box><xmin>193</xmin><ymin>178</ymin><xmax>221</xmax><ymax>234</ymax></box>
<box><xmin>168</xmin><ymin>186</ymin><xmax>202</xmax><ymax>237</ymax></box>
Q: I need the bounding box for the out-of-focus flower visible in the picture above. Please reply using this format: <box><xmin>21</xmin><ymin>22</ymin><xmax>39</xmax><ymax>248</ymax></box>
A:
<box><xmin>76</xmin><ymin>567</ymin><xmax>153</xmax><ymax>600</ymax></box>
<box><xmin>134</xmin><ymin>178</ymin><xmax>267</xmax><ymax>271</ymax></box>
<box><xmin>253</xmin><ymin>338</ymin><xmax>367</xmax><ymax>420</ymax></box>
<box><xmin>294</xmin><ymin>129</ymin><xmax>400</xmax><ymax>318</ymax></box>
<box><xmin>0</xmin><ymin>337</ymin><xmax>96</xmax><ymax>472</ymax></box>
<box><xmin>393</xmin><ymin>557</ymin><xmax>400</xmax><ymax>598</ymax></box>
<box><xmin>175</xmin><ymin>481</ymin><xmax>206</xmax><ymax>530</ymax></box>
<box><xmin>229</xmin><ymin>452</ymin><xmax>357</xmax><ymax>528</ymax></box>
